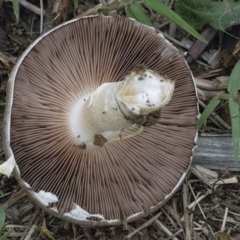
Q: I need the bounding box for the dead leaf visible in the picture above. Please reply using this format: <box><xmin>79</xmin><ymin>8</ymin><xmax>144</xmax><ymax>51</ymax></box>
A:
<box><xmin>215</xmin><ymin>232</ymin><xmax>232</xmax><ymax>240</ymax></box>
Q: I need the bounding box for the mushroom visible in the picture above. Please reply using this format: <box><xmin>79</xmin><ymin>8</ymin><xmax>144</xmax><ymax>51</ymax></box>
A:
<box><xmin>1</xmin><ymin>16</ymin><xmax>198</xmax><ymax>226</ymax></box>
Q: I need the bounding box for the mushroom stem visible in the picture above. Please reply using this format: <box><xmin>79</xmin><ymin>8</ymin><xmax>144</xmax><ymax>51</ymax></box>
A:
<box><xmin>70</xmin><ymin>69</ymin><xmax>175</xmax><ymax>147</ymax></box>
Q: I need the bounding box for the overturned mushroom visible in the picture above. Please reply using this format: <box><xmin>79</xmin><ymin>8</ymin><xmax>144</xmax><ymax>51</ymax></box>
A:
<box><xmin>1</xmin><ymin>16</ymin><xmax>198</xmax><ymax>226</ymax></box>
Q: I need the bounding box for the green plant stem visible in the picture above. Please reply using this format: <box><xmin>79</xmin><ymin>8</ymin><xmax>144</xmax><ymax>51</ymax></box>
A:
<box><xmin>0</xmin><ymin>230</ymin><xmax>13</xmax><ymax>240</ymax></box>
<box><xmin>199</xmin><ymin>100</ymin><xmax>231</xmax><ymax>130</ymax></box>
<box><xmin>197</xmin><ymin>89</ymin><xmax>230</xmax><ymax>101</ymax></box>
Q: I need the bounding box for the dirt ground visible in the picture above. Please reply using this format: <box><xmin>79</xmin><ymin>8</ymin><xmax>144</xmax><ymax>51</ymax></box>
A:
<box><xmin>0</xmin><ymin>0</ymin><xmax>240</xmax><ymax>239</ymax></box>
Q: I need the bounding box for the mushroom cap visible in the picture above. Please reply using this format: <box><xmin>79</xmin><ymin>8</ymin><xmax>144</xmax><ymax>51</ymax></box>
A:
<box><xmin>3</xmin><ymin>16</ymin><xmax>198</xmax><ymax>226</ymax></box>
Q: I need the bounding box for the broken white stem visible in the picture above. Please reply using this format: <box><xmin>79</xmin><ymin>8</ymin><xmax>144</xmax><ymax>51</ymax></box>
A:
<box><xmin>88</xmin><ymin>69</ymin><xmax>174</xmax><ymax>130</ymax></box>
<box><xmin>70</xmin><ymin>69</ymin><xmax>174</xmax><ymax>146</ymax></box>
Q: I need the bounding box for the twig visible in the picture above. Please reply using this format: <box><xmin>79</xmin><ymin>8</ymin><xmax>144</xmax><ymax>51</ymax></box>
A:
<box><xmin>199</xmin><ymin>133</ymin><xmax>231</xmax><ymax>137</ymax></box>
<box><xmin>189</xmin><ymin>191</ymin><xmax>201</xmax><ymax>235</ymax></box>
<box><xmin>203</xmin><ymin>127</ymin><xmax>230</xmax><ymax>134</ymax></box>
<box><xmin>213</xmin><ymin>76</ymin><xmax>230</xmax><ymax>90</ymax></box>
<box><xmin>0</xmin><ymin>192</ymin><xmax>12</xmax><ymax>198</ymax></box>
<box><xmin>199</xmin><ymin>100</ymin><xmax>231</xmax><ymax>130</ymax></box>
<box><xmin>195</xmin><ymin>78</ymin><xmax>220</xmax><ymax>91</ymax></box>
<box><xmin>40</xmin><ymin>0</ymin><xmax>43</xmax><ymax>34</ymax></box>
<box><xmin>72</xmin><ymin>224</ymin><xmax>77</xmax><ymax>239</ymax></box>
<box><xmin>197</xmin><ymin>68</ymin><xmax>224</xmax><ymax>79</ymax></box>
<box><xmin>188</xmin><ymin>182</ymin><xmax>214</xmax><ymax>235</ymax></box>
<box><xmin>209</xmin><ymin>176</ymin><xmax>238</xmax><ymax>186</ymax></box>
<box><xmin>159</xmin><ymin>31</ymin><xmax>187</xmax><ymax>49</ymax></box>
<box><xmin>208</xmin><ymin>115</ymin><xmax>225</xmax><ymax>130</ymax></box>
<box><xmin>195</xmin><ymin>60</ymin><xmax>212</xmax><ymax>68</ymax></box>
<box><xmin>163</xmin><ymin>205</ymin><xmax>183</xmax><ymax>230</ymax></box>
<box><xmin>187</xmin><ymin>190</ymin><xmax>210</xmax><ymax>210</ymax></box>
<box><xmin>5</xmin><ymin>225</ymin><xmax>27</xmax><ymax>228</ymax></box>
<box><xmin>0</xmin><ymin>52</ymin><xmax>11</xmax><ymax>69</ymax></box>
<box><xmin>221</xmin><ymin>202</ymin><xmax>240</xmax><ymax>214</ymax></box>
<box><xmin>24</xmin><ymin>224</ymin><xmax>38</xmax><ymax>240</ymax></box>
<box><xmin>125</xmin><ymin>212</ymin><xmax>162</xmax><ymax>239</ymax></box>
<box><xmin>20</xmin><ymin>208</ymin><xmax>40</xmax><ymax>240</ymax></box>
<box><xmin>158</xmin><ymin>21</ymin><xmax>170</xmax><ymax>29</ymax></box>
<box><xmin>187</xmin><ymin>209</ymin><xmax>219</xmax><ymax>230</ymax></box>
<box><xmin>183</xmin><ymin>182</ymin><xmax>191</xmax><ymax>240</ymax></box>
<box><xmin>164</xmin><ymin>229</ymin><xmax>184</xmax><ymax>240</ymax></box>
<box><xmin>155</xmin><ymin>219</ymin><xmax>179</xmax><ymax>240</ymax></box>
<box><xmin>1</xmin><ymin>189</ymin><xmax>26</xmax><ymax>210</ymax></box>
<box><xmin>190</xmin><ymin>165</ymin><xmax>218</xmax><ymax>187</ymax></box>
<box><xmin>5</xmin><ymin>0</ymin><xmax>44</xmax><ymax>15</ymax></box>
<box><xmin>74</xmin><ymin>3</ymin><xmax>102</xmax><ymax>18</ymax></box>
<box><xmin>188</xmin><ymin>183</ymin><xmax>208</xmax><ymax>218</ymax></box>
<box><xmin>186</xmin><ymin>27</ymin><xmax>217</xmax><ymax>64</ymax></box>
<box><xmin>162</xmin><ymin>208</ymin><xmax>179</xmax><ymax>230</ymax></box>
<box><xmin>208</xmin><ymin>48</ymin><xmax>221</xmax><ymax>65</ymax></box>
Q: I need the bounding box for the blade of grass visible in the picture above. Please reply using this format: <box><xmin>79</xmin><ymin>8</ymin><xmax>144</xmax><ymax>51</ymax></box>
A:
<box><xmin>129</xmin><ymin>3</ymin><xmax>153</xmax><ymax>26</ymax></box>
<box><xmin>73</xmin><ymin>0</ymin><xmax>78</xmax><ymax>11</ymax></box>
<box><xmin>228</xmin><ymin>59</ymin><xmax>240</xmax><ymax>95</ymax></box>
<box><xmin>229</xmin><ymin>99</ymin><xmax>240</xmax><ymax>163</ymax></box>
<box><xmin>0</xmin><ymin>230</ymin><xmax>13</xmax><ymax>240</ymax></box>
<box><xmin>144</xmin><ymin>0</ymin><xmax>207</xmax><ymax>43</ymax></box>
<box><xmin>12</xmin><ymin>0</ymin><xmax>20</xmax><ymax>24</ymax></box>
<box><xmin>0</xmin><ymin>207</ymin><xmax>5</xmax><ymax>230</ymax></box>
<box><xmin>198</xmin><ymin>97</ymin><xmax>221</xmax><ymax>129</ymax></box>
<box><xmin>228</xmin><ymin>59</ymin><xmax>240</xmax><ymax>164</ymax></box>
<box><xmin>125</xmin><ymin>5</ymin><xmax>136</xmax><ymax>19</ymax></box>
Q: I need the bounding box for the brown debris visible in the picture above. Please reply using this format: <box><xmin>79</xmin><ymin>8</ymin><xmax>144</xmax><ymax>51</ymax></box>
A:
<box><xmin>93</xmin><ymin>134</ymin><xmax>108</xmax><ymax>147</ymax></box>
<box><xmin>232</xmin><ymin>41</ymin><xmax>240</xmax><ymax>58</ymax></box>
<box><xmin>51</xmin><ymin>0</ymin><xmax>72</xmax><ymax>24</ymax></box>
<box><xmin>0</xmin><ymin>52</ymin><xmax>13</xmax><ymax>70</ymax></box>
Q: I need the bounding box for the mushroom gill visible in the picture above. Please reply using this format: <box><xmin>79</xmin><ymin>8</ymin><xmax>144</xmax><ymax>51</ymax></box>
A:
<box><xmin>3</xmin><ymin>16</ymin><xmax>198</xmax><ymax>226</ymax></box>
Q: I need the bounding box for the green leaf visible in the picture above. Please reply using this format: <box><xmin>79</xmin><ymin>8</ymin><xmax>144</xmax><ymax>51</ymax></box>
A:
<box><xmin>0</xmin><ymin>208</ymin><xmax>5</xmax><ymax>231</ymax></box>
<box><xmin>144</xmin><ymin>0</ymin><xmax>207</xmax><ymax>43</ymax></box>
<box><xmin>228</xmin><ymin>59</ymin><xmax>240</xmax><ymax>95</ymax></box>
<box><xmin>73</xmin><ymin>0</ymin><xmax>78</xmax><ymax>10</ymax></box>
<box><xmin>12</xmin><ymin>0</ymin><xmax>20</xmax><ymax>24</ymax></box>
<box><xmin>227</xmin><ymin>59</ymin><xmax>240</xmax><ymax>164</ymax></box>
<box><xmin>129</xmin><ymin>3</ymin><xmax>153</xmax><ymax>27</ymax></box>
<box><xmin>0</xmin><ymin>229</ymin><xmax>13</xmax><ymax>240</ymax></box>
<box><xmin>198</xmin><ymin>97</ymin><xmax>221</xmax><ymax>129</ymax></box>
<box><xmin>125</xmin><ymin>5</ymin><xmax>136</xmax><ymax>19</ymax></box>
<box><xmin>175</xmin><ymin>0</ymin><xmax>240</xmax><ymax>31</ymax></box>
<box><xmin>229</xmin><ymin>99</ymin><xmax>240</xmax><ymax>163</ymax></box>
